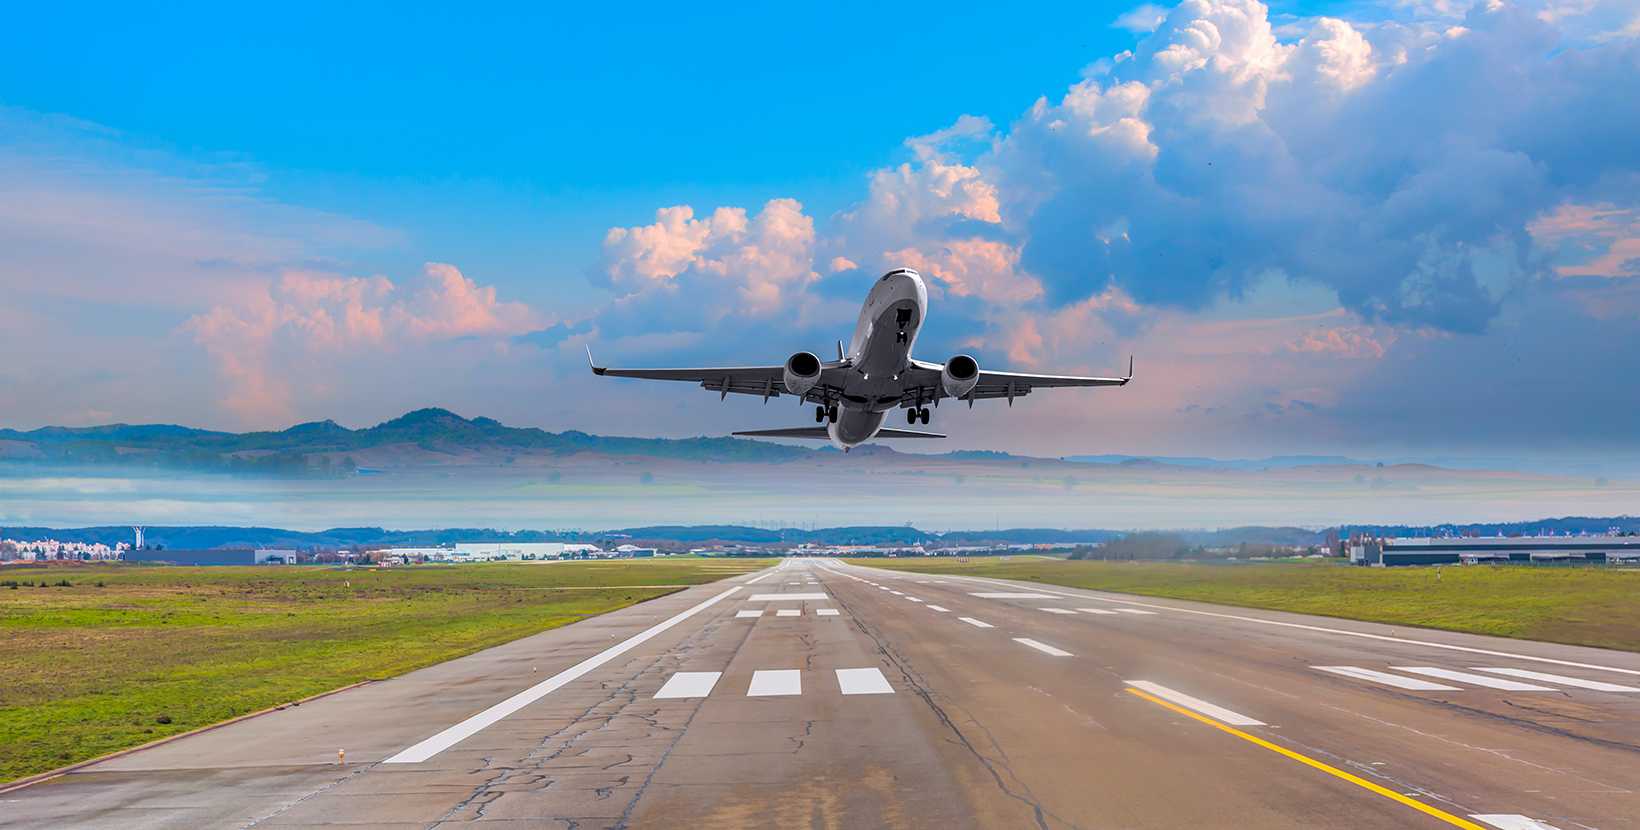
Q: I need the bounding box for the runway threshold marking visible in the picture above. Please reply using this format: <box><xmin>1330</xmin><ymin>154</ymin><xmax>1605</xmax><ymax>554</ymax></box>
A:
<box><xmin>1014</xmin><ymin>638</ymin><xmax>1073</xmax><ymax>657</ymax></box>
<box><xmin>1475</xmin><ymin>668</ymin><xmax>1638</xmax><ymax>692</ymax></box>
<box><xmin>735</xmin><ymin>610</ymin><xmax>763</xmax><ymax>618</ymax></box>
<box><xmin>816</xmin><ymin>608</ymin><xmax>840</xmax><ymax>616</ymax></box>
<box><xmin>1470</xmin><ymin>815</ymin><xmax>1562</xmax><ymax>830</ymax></box>
<box><xmin>776</xmin><ymin>609</ymin><xmax>801</xmax><ymax>617</ymax></box>
<box><xmin>1124</xmin><ymin>687</ymin><xmax>1489</xmax><ymax>830</ymax></box>
<box><xmin>941</xmin><ymin>573</ymin><xmax>1640</xmax><ymax>678</ymax></box>
<box><xmin>654</xmin><ymin>672</ymin><xmax>722</xmax><ymax>699</ymax></box>
<box><xmin>1315</xmin><ymin>666</ymin><xmax>1460</xmax><ymax>691</ymax></box>
<box><xmin>1125</xmin><ymin>681</ymin><xmax>1264</xmax><ymax>726</ymax></box>
<box><xmin>1395</xmin><ymin>667</ymin><xmax>1554</xmax><ymax>691</ymax></box>
<box><xmin>748</xmin><ymin>670</ymin><xmax>802</xmax><ymax>696</ymax></box>
<box><xmin>383</xmin><ymin>585</ymin><xmax>743</xmax><ymax>764</ymax></box>
<box><xmin>836</xmin><ymin>668</ymin><xmax>894</xmax><ymax>695</ymax></box>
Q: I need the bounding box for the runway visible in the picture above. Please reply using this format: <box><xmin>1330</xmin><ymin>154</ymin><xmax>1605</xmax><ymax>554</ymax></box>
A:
<box><xmin>8</xmin><ymin>559</ymin><xmax>1640</xmax><ymax>829</ymax></box>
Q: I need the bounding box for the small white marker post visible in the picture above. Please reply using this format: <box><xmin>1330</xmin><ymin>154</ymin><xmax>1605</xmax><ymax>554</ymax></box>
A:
<box><xmin>532</xmin><ymin>667</ymin><xmax>537</xmax><ymax>677</ymax></box>
<box><xmin>338</xmin><ymin>749</ymin><xmax>345</xmax><ymax>764</ymax></box>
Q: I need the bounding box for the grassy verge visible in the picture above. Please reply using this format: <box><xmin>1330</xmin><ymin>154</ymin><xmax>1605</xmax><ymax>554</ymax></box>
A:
<box><xmin>0</xmin><ymin>558</ymin><xmax>767</xmax><ymax>783</ymax></box>
<box><xmin>847</xmin><ymin>558</ymin><xmax>1640</xmax><ymax>653</ymax></box>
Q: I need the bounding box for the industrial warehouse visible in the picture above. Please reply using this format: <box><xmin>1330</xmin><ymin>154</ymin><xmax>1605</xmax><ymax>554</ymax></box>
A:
<box><xmin>1349</xmin><ymin>533</ymin><xmax>1640</xmax><ymax>566</ymax></box>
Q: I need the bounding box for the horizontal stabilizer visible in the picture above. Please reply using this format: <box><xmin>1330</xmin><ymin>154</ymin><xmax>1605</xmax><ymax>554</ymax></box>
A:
<box><xmin>733</xmin><ymin>427</ymin><xmax>946</xmax><ymax>439</ymax></box>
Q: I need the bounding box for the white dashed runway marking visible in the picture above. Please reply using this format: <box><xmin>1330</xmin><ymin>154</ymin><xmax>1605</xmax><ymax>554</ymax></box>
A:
<box><xmin>735</xmin><ymin>610</ymin><xmax>763</xmax><ymax>618</ymax></box>
<box><xmin>1078</xmin><ymin>608</ymin><xmax>1119</xmax><ymax>615</ymax></box>
<box><xmin>1315</xmin><ymin>666</ymin><xmax>1460</xmax><ymax>691</ymax></box>
<box><xmin>1395</xmin><ymin>667</ymin><xmax>1555</xmax><ymax>691</ymax></box>
<box><xmin>1475</xmin><ymin>668</ymin><xmax>1638</xmax><ymax>692</ymax></box>
<box><xmin>1039</xmin><ymin>608</ymin><xmax>1076</xmax><ymax>614</ymax></box>
<box><xmin>959</xmin><ymin>617</ymin><xmax>994</xmax><ymax>628</ymax></box>
<box><xmin>748</xmin><ymin>593</ymin><xmax>828</xmax><ymax>601</ymax></box>
<box><xmin>1014</xmin><ymin>638</ymin><xmax>1073</xmax><ymax>657</ymax></box>
<box><xmin>1126</xmin><ymin>680</ymin><xmax>1264</xmax><ymax>726</ymax></box>
<box><xmin>654</xmin><ymin>671</ymin><xmax>721</xmax><ymax>699</ymax></box>
<box><xmin>1116</xmin><ymin>609</ymin><xmax>1157</xmax><ymax>615</ymax></box>
<box><xmin>836</xmin><ymin>668</ymin><xmax>895</xmax><ymax>695</ymax></box>
<box><xmin>927</xmin><ymin>605</ymin><xmax>951</xmax><ymax>612</ymax></box>
<box><xmin>776</xmin><ymin>609</ymin><xmax>801</xmax><ymax>617</ymax></box>
<box><xmin>748</xmin><ymin>670</ymin><xmax>802</xmax><ymax>696</ymax></box>
<box><xmin>970</xmin><ymin>592</ymin><xmax>1058</xmax><ymax>599</ymax></box>
<box><xmin>816</xmin><ymin>608</ymin><xmax>840</xmax><ymax>616</ymax></box>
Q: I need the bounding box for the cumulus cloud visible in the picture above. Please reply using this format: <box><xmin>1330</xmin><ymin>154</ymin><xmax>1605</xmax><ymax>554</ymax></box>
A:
<box><xmin>179</xmin><ymin>264</ymin><xmax>542</xmax><ymax>420</ymax></box>
<box><xmin>1115</xmin><ymin>3</ymin><xmax>1171</xmax><ymax>33</ymax></box>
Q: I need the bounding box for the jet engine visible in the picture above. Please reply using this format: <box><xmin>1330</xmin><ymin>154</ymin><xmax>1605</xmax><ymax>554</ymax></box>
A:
<box><xmin>783</xmin><ymin>351</ymin><xmax>822</xmax><ymax>397</ymax></box>
<box><xmin>942</xmin><ymin>355</ymin><xmax>979</xmax><ymax>399</ymax></box>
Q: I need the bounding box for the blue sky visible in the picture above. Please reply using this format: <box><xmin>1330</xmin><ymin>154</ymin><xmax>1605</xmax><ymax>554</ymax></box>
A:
<box><xmin>1</xmin><ymin>0</ymin><xmax>1637</xmax><ymax>459</ymax></box>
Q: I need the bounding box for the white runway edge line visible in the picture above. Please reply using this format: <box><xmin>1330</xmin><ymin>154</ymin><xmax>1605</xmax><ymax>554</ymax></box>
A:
<box><xmin>1014</xmin><ymin>638</ymin><xmax>1073</xmax><ymax>657</ymax></box>
<box><xmin>1125</xmin><ymin>681</ymin><xmax>1265</xmax><ymax>726</ymax></box>
<box><xmin>941</xmin><ymin>573</ymin><xmax>1640</xmax><ymax>678</ymax></box>
<box><xmin>384</xmin><ymin>585</ymin><xmax>743</xmax><ymax>763</ymax></box>
<box><xmin>1471</xmin><ymin>815</ymin><xmax>1563</xmax><ymax>830</ymax></box>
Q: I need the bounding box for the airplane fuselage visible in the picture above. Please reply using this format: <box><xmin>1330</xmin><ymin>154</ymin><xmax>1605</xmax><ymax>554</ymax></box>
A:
<box><xmin>828</xmin><ymin>270</ymin><xmax>927</xmax><ymax>449</ymax></box>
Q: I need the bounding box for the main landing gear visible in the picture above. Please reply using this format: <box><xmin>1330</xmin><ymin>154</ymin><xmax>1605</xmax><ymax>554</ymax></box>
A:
<box><xmin>814</xmin><ymin>405</ymin><xmax>838</xmax><ymax>424</ymax></box>
<box><xmin>906</xmin><ymin>407</ymin><xmax>930</xmax><ymax>425</ymax></box>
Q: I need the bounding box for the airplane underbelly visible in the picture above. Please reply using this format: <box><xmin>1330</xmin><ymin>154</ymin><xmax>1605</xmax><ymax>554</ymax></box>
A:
<box><xmin>829</xmin><ymin>409</ymin><xmax>884</xmax><ymax>449</ymax></box>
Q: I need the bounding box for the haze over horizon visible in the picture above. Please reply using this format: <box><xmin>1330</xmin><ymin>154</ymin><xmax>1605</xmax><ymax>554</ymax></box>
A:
<box><xmin>3</xmin><ymin>0</ymin><xmax>1637</xmax><ymax>462</ymax></box>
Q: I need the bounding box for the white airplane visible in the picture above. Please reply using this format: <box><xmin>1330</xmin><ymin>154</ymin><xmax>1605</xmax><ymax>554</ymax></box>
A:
<box><xmin>589</xmin><ymin>268</ymin><xmax>1131</xmax><ymax>450</ymax></box>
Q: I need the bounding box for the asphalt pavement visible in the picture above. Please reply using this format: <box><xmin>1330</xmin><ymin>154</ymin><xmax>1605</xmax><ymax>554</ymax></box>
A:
<box><xmin>7</xmin><ymin>558</ymin><xmax>1639</xmax><ymax>829</ymax></box>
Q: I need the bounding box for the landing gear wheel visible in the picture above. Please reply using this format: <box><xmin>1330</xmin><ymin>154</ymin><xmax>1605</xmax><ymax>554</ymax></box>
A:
<box><xmin>920</xmin><ymin>408</ymin><xmax>930</xmax><ymax>425</ymax></box>
<box><xmin>828</xmin><ymin>405</ymin><xmax>838</xmax><ymax>424</ymax></box>
<box><xmin>815</xmin><ymin>405</ymin><xmax>826</xmax><ymax>424</ymax></box>
<box><xmin>907</xmin><ymin>408</ymin><xmax>917</xmax><ymax>424</ymax></box>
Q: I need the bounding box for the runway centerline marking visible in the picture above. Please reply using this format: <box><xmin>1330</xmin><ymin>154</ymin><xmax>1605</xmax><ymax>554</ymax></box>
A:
<box><xmin>1078</xmin><ymin>608</ymin><xmax>1119</xmax><ymax>615</ymax></box>
<box><xmin>969</xmin><ymin>592</ymin><xmax>1058</xmax><ymax>599</ymax></box>
<box><xmin>747</xmin><ymin>593</ymin><xmax>827</xmax><ymax>601</ymax></box>
<box><xmin>1126</xmin><ymin>681</ymin><xmax>1263</xmax><ymax>725</ymax></box>
<box><xmin>775</xmin><ymin>609</ymin><xmax>801</xmax><ymax>617</ymax></box>
<box><xmin>1125</xmin><ymin>687</ymin><xmax>1488</xmax><ymax>830</ymax></box>
<box><xmin>1395</xmin><ymin>667</ymin><xmax>1555</xmax><ymax>691</ymax></box>
<box><xmin>1039</xmin><ymin>608</ymin><xmax>1076</xmax><ymax>614</ymax></box>
<box><xmin>927</xmin><ymin>605</ymin><xmax>951</xmax><ymax>612</ymax></box>
<box><xmin>816</xmin><ymin>608</ymin><xmax>840</xmax><ymax>616</ymax></box>
<box><xmin>1474</xmin><ymin>668</ymin><xmax>1638</xmax><ymax>692</ymax></box>
<box><xmin>1315</xmin><ymin>666</ymin><xmax>1460</xmax><ymax>691</ymax></box>
<box><xmin>1116</xmin><ymin>609</ymin><xmax>1157</xmax><ymax>615</ymax></box>
<box><xmin>384</xmin><ymin>585</ymin><xmax>742</xmax><ymax>763</ymax></box>
<box><xmin>836</xmin><ymin>668</ymin><xmax>894</xmax><ymax>695</ymax></box>
<box><xmin>906</xmin><ymin>597</ymin><xmax>924</xmax><ymax>602</ymax></box>
<box><xmin>654</xmin><ymin>672</ymin><xmax>721</xmax><ymax>699</ymax></box>
<box><xmin>959</xmin><ymin>617</ymin><xmax>994</xmax><ymax>628</ymax></box>
<box><xmin>931</xmin><ymin>571</ymin><xmax>1640</xmax><ymax>677</ymax></box>
<box><xmin>748</xmin><ymin>670</ymin><xmax>802</xmax><ymax>696</ymax></box>
<box><xmin>1014</xmin><ymin>638</ymin><xmax>1073</xmax><ymax>657</ymax></box>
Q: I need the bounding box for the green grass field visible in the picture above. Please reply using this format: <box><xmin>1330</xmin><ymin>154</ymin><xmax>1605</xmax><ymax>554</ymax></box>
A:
<box><xmin>848</xmin><ymin>557</ymin><xmax>1640</xmax><ymax>653</ymax></box>
<box><xmin>0</xmin><ymin>558</ymin><xmax>766</xmax><ymax>783</ymax></box>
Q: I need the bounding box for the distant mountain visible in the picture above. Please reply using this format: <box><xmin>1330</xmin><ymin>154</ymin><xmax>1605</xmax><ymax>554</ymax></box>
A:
<box><xmin>0</xmin><ymin>408</ymin><xmax>816</xmax><ymax>474</ymax></box>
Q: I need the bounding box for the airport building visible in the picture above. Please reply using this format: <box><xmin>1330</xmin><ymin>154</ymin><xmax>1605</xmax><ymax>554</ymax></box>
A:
<box><xmin>1350</xmin><ymin>535</ymin><xmax>1640</xmax><ymax>566</ymax></box>
<box><xmin>122</xmin><ymin>549</ymin><xmax>296</xmax><ymax>566</ymax></box>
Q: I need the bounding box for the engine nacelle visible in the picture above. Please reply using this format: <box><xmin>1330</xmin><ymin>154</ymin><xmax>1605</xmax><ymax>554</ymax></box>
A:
<box><xmin>783</xmin><ymin>351</ymin><xmax>822</xmax><ymax>397</ymax></box>
<box><xmin>942</xmin><ymin>355</ymin><xmax>979</xmax><ymax>399</ymax></box>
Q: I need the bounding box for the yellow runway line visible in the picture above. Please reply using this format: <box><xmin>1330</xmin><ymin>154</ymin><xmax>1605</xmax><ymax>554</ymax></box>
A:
<box><xmin>1125</xmin><ymin>688</ymin><xmax>1488</xmax><ymax>830</ymax></box>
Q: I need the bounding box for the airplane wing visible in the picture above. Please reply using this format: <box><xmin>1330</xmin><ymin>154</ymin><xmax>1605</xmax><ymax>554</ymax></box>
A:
<box><xmin>903</xmin><ymin>357</ymin><xmax>1132</xmax><ymax>406</ymax></box>
<box><xmin>732</xmin><ymin>427</ymin><xmax>946</xmax><ymax>439</ymax></box>
<box><xmin>587</xmin><ymin>347</ymin><xmax>846</xmax><ymax>403</ymax></box>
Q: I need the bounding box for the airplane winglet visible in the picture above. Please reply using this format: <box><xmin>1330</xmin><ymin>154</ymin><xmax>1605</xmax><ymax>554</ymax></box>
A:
<box><xmin>1122</xmin><ymin>355</ymin><xmax>1133</xmax><ymax>384</ymax></box>
<box><xmin>587</xmin><ymin>346</ymin><xmax>606</xmax><ymax>376</ymax></box>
